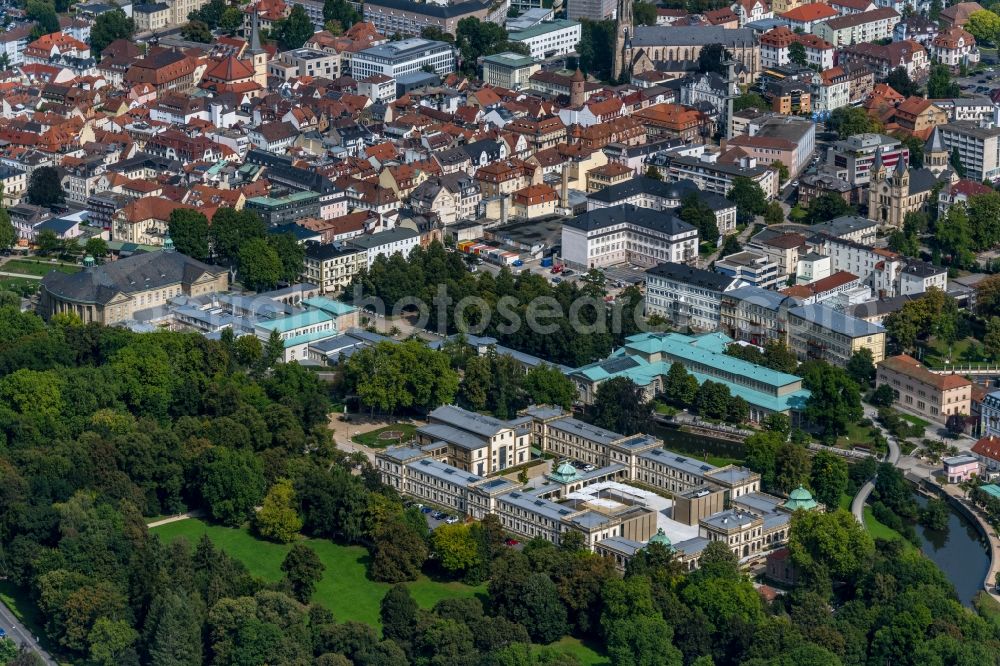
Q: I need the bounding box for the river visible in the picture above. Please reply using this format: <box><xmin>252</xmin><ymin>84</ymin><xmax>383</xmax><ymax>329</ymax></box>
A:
<box><xmin>913</xmin><ymin>494</ymin><xmax>991</xmax><ymax>607</ymax></box>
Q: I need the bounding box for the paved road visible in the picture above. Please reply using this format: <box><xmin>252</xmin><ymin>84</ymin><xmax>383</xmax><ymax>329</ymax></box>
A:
<box><xmin>850</xmin><ymin>408</ymin><xmax>900</xmax><ymax>525</ymax></box>
<box><xmin>0</xmin><ymin>598</ymin><xmax>56</xmax><ymax>666</ymax></box>
<box><xmin>146</xmin><ymin>510</ymin><xmax>202</xmax><ymax>528</ymax></box>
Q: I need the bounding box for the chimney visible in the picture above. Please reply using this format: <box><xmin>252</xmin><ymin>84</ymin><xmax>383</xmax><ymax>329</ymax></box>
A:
<box><xmin>560</xmin><ymin>163</ymin><xmax>569</xmax><ymax>209</ymax></box>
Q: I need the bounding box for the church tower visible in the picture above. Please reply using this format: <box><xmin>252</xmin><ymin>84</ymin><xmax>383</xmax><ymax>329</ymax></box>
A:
<box><xmin>612</xmin><ymin>0</ymin><xmax>633</xmax><ymax>82</ymax></box>
<box><xmin>890</xmin><ymin>151</ymin><xmax>909</xmax><ymax>190</ymax></box>
<box><xmin>249</xmin><ymin>9</ymin><xmax>268</xmax><ymax>88</ymax></box>
<box><xmin>569</xmin><ymin>68</ymin><xmax>585</xmax><ymax>107</ymax></box>
<box><xmin>868</xmin><ymin>146</ymin><xmax>887</xmax><ymax>224</ymax></box>
<box><xmin>925</xmin><ymin>126</ymin><xmax>949</xmax><ymax>176</ymax></box>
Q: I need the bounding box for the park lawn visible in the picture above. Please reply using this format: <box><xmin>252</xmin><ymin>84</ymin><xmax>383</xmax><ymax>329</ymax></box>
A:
<box><xmin>151</xmin><ymin>518</ymin><xmax>485</xmax><ymax>627</ymax></box>
<box><xmin>862</xmin><ymin>506</ymin><xmax>916</xmax><ymax>552</ymax></box>
<box><xmin>704</xmin><ymin>454</ymin><xmax>744</xmax><ymax>467</ymax></box>
<box><xmin>898</xmin><ymin>412</ymin><xmax>930</xmax><ymax>430</ymax></box>
<box><xmin>0</xmin><ymin>277</ymin><xmax>39</xmax><ymax>292</ymax></box>
<box><xmin>534</xmin><ymin>637</ymin><xmax>609</xmax><ymax>666</ymax></box>
<box><xmin>2</xmin><ymin>259</ymin><xmax>80</xmax><ymax>277</ymax></box>
<box><xmin>922</xmin><ymin>337</ymin><xmax>988</xmax><ymax>369</ymax></box>
<box><xmin>351</xmin><ymin>423</ymin><xmax>418</xmax><ymax>448</ymax></box>
<box><xmin>652</xmin><ymin>401</ymin><xmax>678</xmax><ymax>416</ymax></box>
<box><xmin>835</xmin><ymin>420</ymin><xmax>877</xmax><ymax>450</ymax></box>
<box><xmin>838</xmin><ymin>493</ymin><xmax>853</xmax><ymax>512</ymax></box>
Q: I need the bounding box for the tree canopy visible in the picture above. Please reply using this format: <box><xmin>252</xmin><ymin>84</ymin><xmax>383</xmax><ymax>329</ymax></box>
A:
<box><xmin>26</xmin><ymin>166</ymin><xmax>65</xmax><ymax>207</ymax></box>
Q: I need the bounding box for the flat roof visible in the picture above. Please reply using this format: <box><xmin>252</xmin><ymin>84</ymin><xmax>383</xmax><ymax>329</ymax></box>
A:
<box><xmin>302</xmin><ymin>296</ymin><xmax>357</xmax><ymax>316</ymax></box>
<box><xmin>483</xmin><ymin>51</ymin><xmax>536</xmax><ymax>68</ymax></box>
<box><xmin>509</xmin><ymin>18</ymin><xmax>581</xmax><ymax>40</ymax></box>
<box><xmin>255</xmin><ymin>309</ymin><xmax>332</xmax><ymax>333</ymax></box>
<box><xmin>357</xmin><ymin>37</ymin><xmax>452</xmax><ymax>61</ymax></box>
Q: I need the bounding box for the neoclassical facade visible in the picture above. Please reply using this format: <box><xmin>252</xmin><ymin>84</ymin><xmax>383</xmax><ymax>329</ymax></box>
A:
<box><xmin>38</xmin><ymin>250</ymin><xmax>230</xmax><ymax>325</ymax></box>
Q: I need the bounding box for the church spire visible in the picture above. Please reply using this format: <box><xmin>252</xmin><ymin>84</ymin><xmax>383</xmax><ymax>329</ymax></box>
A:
<box><xmin>250</xmin><ymin>7</ymin><xmax>263</xmax><ymax>54</ymax></box>
<box><xmin>611</xmin><ymin>0</ymin><xmax>633</xmax><ymax>82</ymax></box>
<box><xmin>926</xmin><ymin>125</ymin><xmax>944</xmax><ymax>153</ymax></box>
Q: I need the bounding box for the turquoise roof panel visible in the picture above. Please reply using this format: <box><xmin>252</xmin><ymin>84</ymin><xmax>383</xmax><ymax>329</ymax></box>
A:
<box><xmin>256</xmin><ymin>309</ymin><xmax>332</xmax><ymax>333</ymax></box>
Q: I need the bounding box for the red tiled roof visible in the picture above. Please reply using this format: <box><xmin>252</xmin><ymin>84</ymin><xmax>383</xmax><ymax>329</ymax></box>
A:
<box><xmin>972</xmin><ymin>435</ymin><xmax>1000</xmax><ymax>462</ymax></box>
<box><xmin>204</xmin><ymin>55</ymin><xmax>255</xmax><ymax>82</ymax></box>
<box><xmin>781</xmin><ymin>3</ymin><xmax>838</xmax><ymax>21</ymax></box>
<box><xmin>948</xmin><ymin>179</ymin><xmax>994</xmax><ymax>198</ymax></box>
<box><xmin>878</xmin><ymin>354</ymin><xmax>972</xmax><ymax>391</ymax></box>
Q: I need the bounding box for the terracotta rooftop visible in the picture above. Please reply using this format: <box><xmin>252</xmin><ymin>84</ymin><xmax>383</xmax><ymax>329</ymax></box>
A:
<box><xmin>780</xmin><ymin>3</ymin><xmax>838</xmax><ymax>21</ymax></box>
<box><xmin>972</xmin><ymin>435</ymin><xmax>1000</xmax><ymax>462</ymax></box>
<box><xmin>878</xmin><ymin>354</ymin><xmax>972</xmax><ymax>391</ymax></box>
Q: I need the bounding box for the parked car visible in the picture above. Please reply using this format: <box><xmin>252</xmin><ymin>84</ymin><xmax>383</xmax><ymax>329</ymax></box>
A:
<box><xmin>445</xmin><ymin>515</ymin><xmax>459</xmax><ymax>524</ymax></box>
<box><xmin>513</xmin><ymin>259</ymin><xmax>524</xmax><ymax>267</ymax></box>
<box><xmin>504</xmin><ymin>538</ymin><xmax>520</xmax><ymax>546</ymax></box>
<box><xmin>433</xmin><ymin>511</ymin><xmax>447</xmax><ymax>520</ymax></box>
<box><xmin>562</xmin><ymin>269</ymin><xmax>575</xmax><ymax>276</ymax></box>
<box><xmin>0</xmin><ymin>628</ymin><xmax>6</xmax><ymax>638</ymax></box>
<box><xmin>552</xmin><ymin>277</ymin><xmax>562</xmax><ymax>283</ymax></box>
<box><xmin>420</xmin><ymin>506</ymin><xmax>433</xmax><ymax>514</ymax></box>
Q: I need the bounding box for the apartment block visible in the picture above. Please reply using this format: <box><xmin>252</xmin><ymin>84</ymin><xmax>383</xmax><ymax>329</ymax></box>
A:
<box><xmin>786</xmin><ymin>303</ymin><xmax>886</xmax><ymax>365</ymax></box>
<box><xmin>351</xmin><ymin>37</ymin><xmax>455</xmax><ymax>79</ymax></box>
<box><xmin>508</xmin><ymin>19</ymin><xmax>582</xmax><ymax>59</ymax></box>
<box><xmin>302</xmin><ymin>242</ymin><xmax>366</xmax><ymax>294</ymax></box>
<box><xmin>826</xmin><ymin>133</ymin><xmax>907</xmax><ymax>185</ymax></box>
<box><xmin>644</xmin><ymin>263</ymin><xmax>743</xmax><ymax>331</ymax></box>
<box><xmin>363</xmin><ymin>0</ymin><xmax>501</xmax><ymax>37</ymax></box>
<box><xmin>814</xmin><ymin>7</ymin><xmax>900</xmax><ymax>46</ymax></box>
<box><xmin>936</xmin><ymin>121</ymin><xmax>1000</xmax><ymax>182</ymax></box>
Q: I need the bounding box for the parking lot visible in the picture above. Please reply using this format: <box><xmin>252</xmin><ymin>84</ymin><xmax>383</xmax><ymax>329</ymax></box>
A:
<box><xmin>954</xmin><ymin>67</ymin><xmax>999</xmax><ymax>96</ymax></box>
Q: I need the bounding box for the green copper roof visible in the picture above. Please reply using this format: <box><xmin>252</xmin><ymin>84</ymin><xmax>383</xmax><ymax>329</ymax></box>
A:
<box><xmin>783</xmin><ymin>486</ymin><xmax>819</xmax><ymax>511</ymax></box>
<box><xmin>570</xmin><ymin>331</ymin><xmax>811</xmax><ymax>414</ymax></box>
<box><xmin>648</xmin><ymin>527</ymin><xmax>672</xmax><ymax>549</ymax></box>
<box><xmin>549</xmin><ymin>461</ymin><xmax>579</xmax><ymax>483</ymax></box>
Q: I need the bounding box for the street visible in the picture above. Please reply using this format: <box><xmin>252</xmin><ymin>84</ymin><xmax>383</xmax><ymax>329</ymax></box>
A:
<box><xmin>0</xmin><ymin>597</ymin><xmax>55</xmax><ymax>666</ymax></box>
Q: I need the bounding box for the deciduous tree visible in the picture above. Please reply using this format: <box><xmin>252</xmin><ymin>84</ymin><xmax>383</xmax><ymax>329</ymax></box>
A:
<box><xmin>91</xmin><ymin>9</ymin><xmax>134</xmax><ymax>56</ymax></box>
<box><xmin>274</xmin><ymin>5</ymin><xmax>316</xmax><ymax>50</ymax></box>
<box><xmin>727</xmin><ymin>177</ymin><xmax>767</xmax><ymax>223</ymax></box>
<box><xmin>199</xmin><ymin>448</ymin><xmax>266</xmax><ymax>526</ymax></box>
<box><xmin>787</xmin><ymin>41</ymin><xmax>807</xmax><ymax>67</ymax></box>
<box><xmin>281</xmin><ymin>544</ymin><xmax>325</xmax><ymax>603</ymax></box>
<box><xmin>592</xmin><ymin>377</ymin><xmax>651</xmax><ymax>435</ymax></box>
<box><xmin>808</xmin><ymin>450</ymin><xmax>848</xmax><ymax>508</ymax></box>
<box><xmin>238</xmin><ymin>238</ymin><xmax>283</xmax><ymax>292</ymax></box>
<box><xmin>26</xmin><ymin>166</ymin><xmax>64</xmax><ymax>206</ymax></box>
<box><xmin>168</xmin><ymin>209</ymin><xmax>210</xmax><ymax>261</ymax></box>
<box><xmin>255</xmin><ymin>478</ymin><xmax>302</xmax><ymax>543</ymax></box>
